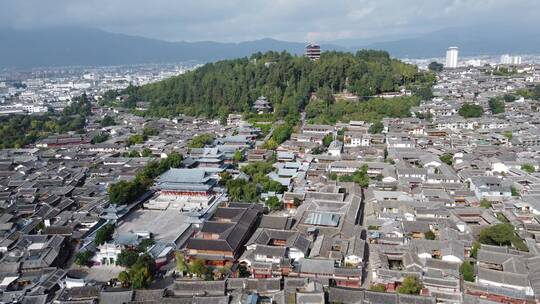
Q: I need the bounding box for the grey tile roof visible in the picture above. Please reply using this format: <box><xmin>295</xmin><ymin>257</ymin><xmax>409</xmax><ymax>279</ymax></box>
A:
<box><xmin>297</xmin><ymin>258</ymin><xmax>334</xmax><ymax>274</ymax></box>
<box><xmin>477</xmin><ymin>267</ymin><xmax>530</xmax><ymax>288</ymax></box>
<box><xmin>170</xmin><ymin>280</ymin><xmax>226</xmax><ymax>297</ymax></box>
<box><xmin>99</xmin><ymin>290</ymin><xmax>134</xmax><ymax>304</ymax></box>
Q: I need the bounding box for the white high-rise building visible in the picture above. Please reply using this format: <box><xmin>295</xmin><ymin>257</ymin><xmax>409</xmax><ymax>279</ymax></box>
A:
<box><xmin>445</xmin><ymin>47</ymin><xmax>459</xmax><ymax>68</ymax></box>
<box><xmin>500</xmin><ymin>54</ymin><xmax>522</xmax><ymax>65</ymax></box>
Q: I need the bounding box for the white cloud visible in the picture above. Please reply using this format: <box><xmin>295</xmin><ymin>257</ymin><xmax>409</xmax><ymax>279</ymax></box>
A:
<box><xmin>306</xmin><ymin>30</ymin><xmax>354</xmax><ymax>42</ymax></box>
<box><xmin>0</xmin><ymin>0</ymin><xmax>538</xmax><ymax>42</ymax></box>
<box><xmin>347</xmin><ymin>7</ymin><xmax>375</xmax><ymax>21</ymax></box>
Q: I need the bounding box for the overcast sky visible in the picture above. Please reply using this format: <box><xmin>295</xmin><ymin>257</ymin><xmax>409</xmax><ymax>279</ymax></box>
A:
<box><xmin>1</xmin><ymin>0</ymin><xmax>539</xmax><ymax>42</ymax></box>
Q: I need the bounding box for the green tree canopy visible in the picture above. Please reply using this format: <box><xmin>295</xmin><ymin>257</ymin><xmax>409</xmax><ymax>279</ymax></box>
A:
<box><xmin>336</xmin><ymin>164</ymin><xmax>370</xmax><ymax>188</ymax></box>
<box><xmin>108</xmin><ymin>180</ymin><xmax>140</xmax><ymax>205</ymax></box>
<box><xmin>74</xmin><ymin>251</ymin><xmax>94</xmax><ymax>266</ymax></box>
<box><xmin>127</xmin><ymin>134</ymin><xmax>146</xmax><ymax>146</ymax></box>
<box><xmin>470</xmin><ymin>241</ymin><xmax>480</xmax><ymax>259</ymax></box>
<box><xmin>516</xmin><ymin>88</ymin><xmax>530</xmax><ymax>98</ymax></box>
<box><xmin>0</xmin><ymin>96</ymin><xmax>92</xmax><ymax>148</ymax></box>
<box><xmin>439</xmin><ymin>153</ymin><xmax>453</xmax><ymax>166</ymax></box>
<box><xmin>521</xmin><ymin>164</ymin><xmax>535</xmax><ymax>173</ymax></box>
<box><xmin>162</xmin><ymin>152</ymin><xmax>183</xmax><ymax>169</ymax></box>
<box><xmin>189</xmin><ymin>258</ymin><xmax>210</xmax><ymax>278</ymax></box>
<box><xmin>128</xmin><ymin>254</ymin><xmax>156</xmax><ymax>289</ymax></box>
<box><xmin>503</xmin><ymin>94</ymin><xmax>516</xmax><ymax>103</ymax></box>
<box><xmin>188</xmin><ymin>134</ymin><xmax>215</xmax><ymax>148</ymax></box>
<box><xmin>398</xmin><ymin>276</ymin><xmax>423</xmax><ymax>295</ymax></box>
<box><xmin>488</xmin><ymin>98</ymin><xmax>505</xmax><ymax>114</ymax></box>
<box><xmin>100</xmin><ymin>115</ymin><xmax>116</xmax><ymax>127</ymax></box>
<box><xmin>263</xmin><ymin>138</ymin><xmax>278</xmax><ymax>150</ymax></box>
<box><xmin>141</xmin><ymin>148</ymin><xmax>153</xmax><ymax>157</ymax></box>
<box><xmin>369</xmin><ymin>283</ymin><xmax>387</xmax><ymax>292</ymax></box>
<box><xmin>428</xmin><ymin>61</ymin><xmax>443</xmax><ymax>72</ymax></box>
<box><xmin>479</xmin><ymin>223</ymin><xmax>528</xmax><ymax>251</ymax></box>
<box><xmin>108</xmin><ymin>152</ymin><xmax>183</xmax><ymax>205</ymax></box>
<box><xmin>414</xmin><ymin>85</ymin><xmax>434</xmax><ymax>101</ymax></box>
<box><xmin>460</xmin><ymin>261</ymin><xmax>475</xmax><ymax>282</ymax></box>
<box><xmin>138</xmin><ymin>238</ymin><xmax>156</xmax><ymax>252</ymax></box>
<box><xmin>458</xmin><ymin>103</ymin><xmax>483</xmax><ymax>118</ymax></box>
<box><xmin>118</xmin><ymin>271</ymin><xmax>130</xmax><ymax>286</ymax></box>
<box><xmin>108</xmin><ymin>50</ymin><xmax>432</xmax><ymax>121</ymax></box>
<box><xmin>322</xmin><ymin>134</ymin><xmax>334</xmax><ymax>147</ymax></box>
<box><xmin>116</xmin><ymin>250</ymin><xmax>139</xmax><ymax>267</ymax></box>
<box><xmin>315</xmin><ymin>86</ymin><xmax>334</xmax><ymax>103</ymax></box>
<box><xmin>533</xmin><ymin>85</ymin><xmax>540</xmax><ymax>100</ymax></box>
<box><xmin>424</xmin><ymin>231</ymin><xmax>436</xmax><ymax>240</ymax></box>
<box><xmin>233</xmin><ymin>150</ymin><xmax>243</xmax><ymax>163</ymax></box>
<box><xmin>176</xmin><ymin>252</ymin><xmax>189</xmax><ymax>274</ymax></box>
<box><xmin>511</xmin><ymin>186</ymin><xmax>520</xmax><ymax>197</ymax></box>
<box><xmin>352</xmin><ymin>164</ymin><xmax>370</xmax><ymax>189</ymax></box>
<box><xmin>266</xmin><ymin>196</ymin><xmax>282</xmax><ymax>210</ymax></box>
<box><xmin>226</xmin><ymin>179</ymin><xmax>259</xmax><ymax>202</ymax></box>
<box><xmin>479</xmin><ymin>198</ymin><xmax>492</xmax><ymax>209</ymax></box>
<box><xmin>368</xmin><ymin>121</ymin><xmax>384</xmax><ymax>134</ymax></box>
<box><xmin>91</xmin><ymin>133</ymin><xmax>109</xmax><ymax>144</ymax></box>
<box><xmin>307</xmin><ymin>96</ymin><xmax>422</xmax><ymax>125</ymax></box>
<box><xmin>95</xmin><ymin>224</ymin><xmax>115</xmax><ymax>245</ymax></box>
<box><xmin>143</xmin><ymin>127</ymin><xmax>159</xmax><ymax>137</ymax></box>
<box><xmin>272</xmin><ymin>123</ymin><xmax>293</xmax><ymax>144</ymax></box>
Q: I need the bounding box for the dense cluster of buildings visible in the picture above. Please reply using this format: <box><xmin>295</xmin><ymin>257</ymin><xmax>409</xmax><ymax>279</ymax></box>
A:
<box><xmin>1</xmin><ymin>61</ymin><xmax>540</xmax><ymax>304</ymax></box>
<box><xmin>0</xmin><ymin>63</ymin><xmax>195</xmax><ymax>115</ymax></box>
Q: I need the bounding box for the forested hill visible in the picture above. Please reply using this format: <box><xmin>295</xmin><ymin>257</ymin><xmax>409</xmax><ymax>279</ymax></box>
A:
<box><xmin>112</xmin><ymin>50</ymin><xmax>434</xmax><ymax>120</ymax></box>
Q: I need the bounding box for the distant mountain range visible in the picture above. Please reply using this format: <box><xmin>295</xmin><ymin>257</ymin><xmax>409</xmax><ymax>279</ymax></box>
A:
<box><xmin>0</xmin><ymin>27</ymin><xmax>334</xmax><ymax>69</ymax></box>
<box><xmin>1</xmin><ymin>24</ymin><xmax>540</xmax><ymax>69</ymax></box>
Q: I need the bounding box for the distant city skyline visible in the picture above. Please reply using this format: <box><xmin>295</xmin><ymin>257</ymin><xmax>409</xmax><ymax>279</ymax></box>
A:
<box><xmin>1</xmin><ymin>0</ymin><xmax>540</xmax><ymax>43</ymax></box>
